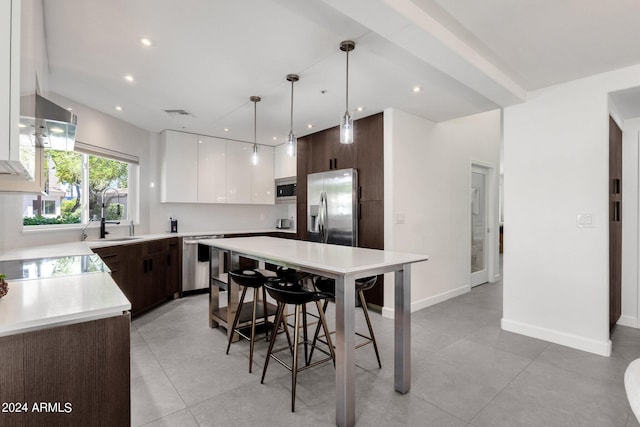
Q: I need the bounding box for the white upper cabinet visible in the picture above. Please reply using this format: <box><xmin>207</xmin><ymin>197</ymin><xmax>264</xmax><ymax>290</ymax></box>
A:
<box><xmin>197</xmin><ymin>135</ymin><xmax>226</xmax><ymax>203</ymax></box>
<box><xmin>274</xmin><ymin>143</ymin><xmax>296</xmax><ymax>179</ymax></box>
<box><xmin>160</xmin><ymin>129</ymin><xmax>275</xmax><ymax>205</ymax></box>
<box><xmin>0</xmin><ymin>0</ymin><xmax>20</xmax><ymax>171</ymax></box>
<box><xmin>160</xmin><ymin>130</ymin><xmax>198</xmax><ymax>203</ymax></box>
<box><xmin>252</xmin><ymin>145</ymin><xmax>274</xmax><ymax>204</ymax></box>
<box><xmin>0</xmin><ymin>0</ymin><xmax>48</xmax><ymax>193</ymax></box>
<box><xmin>225</xmin><ymin>141</ymin><xmax>252</xmax><ymax>204</ymax></box>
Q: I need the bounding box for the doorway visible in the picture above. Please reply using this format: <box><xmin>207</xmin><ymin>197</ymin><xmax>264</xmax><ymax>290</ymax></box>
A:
<box><xmin>471</xmin><ymin>164</ymin><xmax>493</xmax><ymax>287</ymax></box>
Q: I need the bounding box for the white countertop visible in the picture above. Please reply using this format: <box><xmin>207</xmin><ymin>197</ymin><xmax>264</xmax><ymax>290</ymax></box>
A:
<box><xmin>0</xmin><ymin>272</ymin><xmax>131</xmax><ymax>337</ymax></box>
<box><xmin>0</xmin><ymin>228</ymin><xmax>296</xmax><ymax>261</ymax></box>
<box><xmin>200</xmin><ymin>236</ymin><xmax>428</xmax><ymax>276</ymax></box>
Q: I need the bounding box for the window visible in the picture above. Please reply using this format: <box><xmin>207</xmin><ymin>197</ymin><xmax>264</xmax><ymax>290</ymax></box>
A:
<box><xmin>23</xmin><ymin>144</ymin><xmax>138</xmax><ymax>227</ymax></box>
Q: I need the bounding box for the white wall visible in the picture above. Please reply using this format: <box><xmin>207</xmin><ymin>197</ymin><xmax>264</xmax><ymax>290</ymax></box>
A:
<box><xmin>383</xmin><ymin>108</ymin><xmax>501</xmax><ymax>317</ymax></box>
<box><xmin>620</xmin><ymin>118</ymin><xmax>640</xmax><ymax>327</ymax></box>
<box><xmin>502</xmin><ymin>64</ymin><xmax>640</xmax><ymax>357</ymax></box>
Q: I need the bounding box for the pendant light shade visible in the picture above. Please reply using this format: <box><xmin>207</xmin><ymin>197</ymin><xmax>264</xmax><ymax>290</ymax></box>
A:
<box><xmin>250</xmin><ymin>96</ymin><xmax>261</xmax><ymax>165</ymax></box>
<box><xmin>339</xmin><ymin>40</ymin><xmax>355</xmax><ymax>145</ymax></box>
<box><xmin>286</xmin><ymin>74</ymin><xmax>299</xmax><ymax>157</ymax></box>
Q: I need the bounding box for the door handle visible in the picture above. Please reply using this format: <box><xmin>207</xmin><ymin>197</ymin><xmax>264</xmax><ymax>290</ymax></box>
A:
<box><xmin>320</xmin><ymin>191</ymin><xmax>329</xmax><ymax>243</ymax></box>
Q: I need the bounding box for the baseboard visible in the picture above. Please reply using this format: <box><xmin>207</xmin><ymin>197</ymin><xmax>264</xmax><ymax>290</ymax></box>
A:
<box><xmin>617</xmin><ymin>315</ymin><xmax>638</xmax><ymax>328</ymax></box>
<box><xmin>381</xmin><ymin>284</ymin><xmax>469</xmax><ymax>319</ymax></box>
<box><xmin>501</xmin><ymin>318</ymin><xmax>612</xmax><ymax>357</ymax></box>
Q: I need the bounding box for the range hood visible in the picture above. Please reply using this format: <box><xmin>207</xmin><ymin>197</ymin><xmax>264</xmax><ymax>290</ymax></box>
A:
<box><xmin>21</xmin><ymin>94</ymin><xmax>78</xmax><ymax>151</ymax></box>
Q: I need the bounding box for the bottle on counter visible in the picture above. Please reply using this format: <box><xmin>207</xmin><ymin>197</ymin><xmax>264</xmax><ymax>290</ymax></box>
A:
<box><xmin>170</xmin><ymin>217</ymin><xmax>178</xmax><ymax>233</ymax></box>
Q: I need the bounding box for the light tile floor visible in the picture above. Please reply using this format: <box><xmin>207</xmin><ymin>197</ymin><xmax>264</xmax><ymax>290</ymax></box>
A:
<box><xmin>131</xmin><ymin>280</ymin><xmax>640</xmax><ymax>426</ymax></box>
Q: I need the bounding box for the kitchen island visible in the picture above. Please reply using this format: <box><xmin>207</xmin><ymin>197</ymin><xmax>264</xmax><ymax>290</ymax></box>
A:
<box><xmin>0</xmin><ymin>255</ymin><xmax>131</xmax><ymax>427</ymax></box>
<box><xmin>200</xmin><ymin>236</ymin><xmax>428</xmax><ymax>427</ymax></box>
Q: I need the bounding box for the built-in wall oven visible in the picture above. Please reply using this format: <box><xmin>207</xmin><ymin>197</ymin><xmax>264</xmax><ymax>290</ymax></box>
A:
<box><xmin>182</xmin><ymin>235</ymin><xmax>222</xmax><ymax>294</ymax></box>
<box><xmin>275</xmin><ymin>177</ymin><xmax>296</xmax><ymax>204</ymax></box>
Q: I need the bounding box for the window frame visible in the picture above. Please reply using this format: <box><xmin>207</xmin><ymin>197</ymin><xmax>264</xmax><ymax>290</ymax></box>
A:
<box><xmin>21</xmin><ymin>143</ymin><xmax>139</xmax><ymax>230</ymax></box>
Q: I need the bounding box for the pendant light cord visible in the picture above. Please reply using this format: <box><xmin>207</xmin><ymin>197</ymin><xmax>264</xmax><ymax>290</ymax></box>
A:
<box><xmin>290</xmin><ymin>79</ymin><xmax>294</xmax><ymax>132</ymax></box>
<box><xmin>254</xmin><ymin>99</ymin><xmax>257</xmax><ymax>145</ymax></box>
<box><xmin>345</xmin><ymin>48</ymin><xmax>349</xmax><ymax>114</ymax></box>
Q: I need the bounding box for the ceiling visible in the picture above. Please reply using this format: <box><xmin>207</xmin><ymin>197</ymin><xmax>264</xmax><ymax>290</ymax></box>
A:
<box><xmin>41</xmin><ymin>0</ymin><xmax>640</xmax><ymax>145</ymax></box>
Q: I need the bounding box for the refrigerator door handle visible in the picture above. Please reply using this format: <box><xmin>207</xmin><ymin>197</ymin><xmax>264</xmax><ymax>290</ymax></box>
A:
<box><xmin>319</xmin><ymin>191</ymin><xmax>328</xmax><ymax>243</ymax></box>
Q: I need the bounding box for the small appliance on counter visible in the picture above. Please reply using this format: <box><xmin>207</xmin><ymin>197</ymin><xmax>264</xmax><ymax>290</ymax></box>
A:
<box><xmin>170</xmin><ymin>217</ymin><xmax>178</xmax><ymax>233</ymax></box>
<box><xmin>276</xmin><ymin>218</ymin><xmax>292</xmax><ymax>229</ymax></box>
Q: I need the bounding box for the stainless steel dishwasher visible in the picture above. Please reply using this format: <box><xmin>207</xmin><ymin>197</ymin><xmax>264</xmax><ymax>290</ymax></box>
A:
<box><xmin>182</xmin><ymin>235</ymin><xmax>222</xmax><ymax>294</ymax></box>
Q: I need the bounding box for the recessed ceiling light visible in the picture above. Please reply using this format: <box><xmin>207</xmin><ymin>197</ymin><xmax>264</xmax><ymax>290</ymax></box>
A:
<box><xmin>223</xmin><ymin>128</ymin><xmax>229</xmax><ymax>132</ymax></box>
<box><xmin>412</xmin><ymin>86</ymin><xmax>422</xmax><ymax>93</ymax></box>
<box><xmin>307</xmin><ymin>124</ymin><xmax>313</xmax><ymax>129</ymax></box>
<box><xmin>139</xmin><ymin>37</ymin><xmax>153</xmax><ymax>47</ymax></box>
<box><xmin>66</xmin><ymin>107</ymin><xmax>73</xmax><ymax>111</ymax></box>
<box><xmin>272</xmin><ymin>137</ymin><xmax>277</xmax><ymax>141</ymax></box>
<box><xmin>18</xmin><ymin>123</ymin><xmax>26</xmax><ymax>128</ymax></box>
<box><xmin>356</xmin><ymin>106</ymin><xmax>365</xmax><ymax>112</ymax></box>
<box><xmin>124</xmin><ymin>74</ymin><xmax>134</xmax><ymax>82</ymax></box>
<box><xmin>115</xmin><ymin>105</ymin><xmax>123</xmax><ymax>111</ymax></box>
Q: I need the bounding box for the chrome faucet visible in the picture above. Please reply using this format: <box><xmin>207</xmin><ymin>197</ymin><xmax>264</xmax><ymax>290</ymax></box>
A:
<box><xmin>100</xmin><ymin>187</ymin><xmax>121</xmax><ymax>239</ymax></box>
<box><xmin>80</xmin><ymin>215</ymin><xmax>99</xmax><ymax>241</ymax></box>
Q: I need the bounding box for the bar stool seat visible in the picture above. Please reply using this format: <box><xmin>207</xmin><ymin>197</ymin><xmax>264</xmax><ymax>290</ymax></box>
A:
<box><xmin>261</xmin><ymin>277</ymin><xmax>335</xmax><ymax>412</ymax></box>
<box><xmin>312</xmin><ymin>276</ymin><xmax>382</xmax><ymax>368</ymax></box>
<box><xmin>225</xmin><ymin>269</ymin><xmax>274</xmax><ymax>373</ymax></box>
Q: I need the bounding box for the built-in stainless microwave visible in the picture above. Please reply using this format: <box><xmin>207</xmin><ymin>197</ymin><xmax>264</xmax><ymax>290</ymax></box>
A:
<box><xmin>275</xmin><ymin>177</ymin><xmax>296</xmax><ymax>204</ymax></box>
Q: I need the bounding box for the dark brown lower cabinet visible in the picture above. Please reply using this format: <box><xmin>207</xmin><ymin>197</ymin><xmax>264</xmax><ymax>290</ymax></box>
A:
<box><xmin>93</xmin><ymin>237</ymin><xmax>180</xmax><ymax>317</ymax></box>
<box><xmin>0</xmin><ymin>313</ymin><xmax>130</xmax><ymax>427</ymax></box>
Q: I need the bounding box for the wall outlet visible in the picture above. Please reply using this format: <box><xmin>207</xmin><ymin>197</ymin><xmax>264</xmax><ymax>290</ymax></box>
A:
<box><xmin>576</xmin><ymin>213</ymin><xmax>594</xmax><ymax>228</ymax></box>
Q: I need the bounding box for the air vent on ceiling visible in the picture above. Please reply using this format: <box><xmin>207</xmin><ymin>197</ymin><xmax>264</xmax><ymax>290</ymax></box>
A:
<box><xmin>164</xmin><ymin>109</ymin><xmax>192</xmax><ymax>117</ymax></box>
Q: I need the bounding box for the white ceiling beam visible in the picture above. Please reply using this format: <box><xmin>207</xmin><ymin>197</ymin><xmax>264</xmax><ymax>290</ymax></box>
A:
<box><xmin>321</xmin><ymin>0</ymin><xmax>527</xmax><ymax>106</ymax></box>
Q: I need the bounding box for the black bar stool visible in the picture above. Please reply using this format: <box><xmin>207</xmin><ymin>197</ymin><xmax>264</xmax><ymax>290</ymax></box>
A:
<box><xmin>261</xmin><ymin>277</ymin><xmax>335</xmax><ymax>412</ymax></box>
<box><xmin>311</xmin><ymin>276</ymin><xmax>382</xmax><ymax>368</ymax></box>
<box><xmin>226</xmin><ymin>269</ymin><xmax>283</xmax><ymax>373</ymax></box>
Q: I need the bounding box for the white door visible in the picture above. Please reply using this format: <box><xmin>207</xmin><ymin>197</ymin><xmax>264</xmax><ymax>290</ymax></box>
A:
<box><xmin>471</xmin><ymin>165</ymin><xmax>489</xmax><ymax>286</ymax></box>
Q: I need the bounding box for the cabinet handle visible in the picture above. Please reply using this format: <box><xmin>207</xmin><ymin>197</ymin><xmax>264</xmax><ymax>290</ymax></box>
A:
<box><xmin>329</xmin><ymin>159</ymin><xmax>332</xmax><ymax>170</ymax></box>
<box><xmin>150</xmin><ymin>259</ymin><xmax>153</xmax><ymax>271</ymax></box>
<box><xmin>359</xmin><ymin>186</ymin><xmax>362</xmax><ymax>200</ymax></box>
<box><xmin>334</xmin><ymin>158</ymin><xmax>337</xmax><ymax>169</ymax></box>
<box><xmin>143</xmin><ymin>259</ymin><xmax>148</xmax><ymax>273</ymax></box>
<box><xmin>167</xmin><ymin>253</ymin><xmax>171</xmax><ymax>266</ymax></box>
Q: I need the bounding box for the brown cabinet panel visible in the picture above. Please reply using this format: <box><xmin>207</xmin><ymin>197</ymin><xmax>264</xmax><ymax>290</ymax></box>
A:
<box><xmin>358</xmin><ymin>200</ymin><xmax>384</xmax><ymax>250</ymax></box>
<box><xmin>297</xmin><ymin>202</ymin><xmax>307</xmax><ymax>241</ymax></box>
<box><xmin>167</xmin><ymin>238</ymin><xmax>180</xmax><ymax>296</ymax></box>
<box><xmin>0</xmin><ymin>314</ymin><xmax>130</xmax><ymax>427</ymax></box>
<box><xmin>296</xmin><ymin>136</ymin><xmax>312</xmax><ymax>203</ymax></box>
<box><xmin>355</xmin><ymin>113</ymin><xmax>384</xmax><ymax>201</ymax></box>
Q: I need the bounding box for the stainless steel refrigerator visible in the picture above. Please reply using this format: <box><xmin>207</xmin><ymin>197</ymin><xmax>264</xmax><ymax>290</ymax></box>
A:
<box><xmin>307</xmin><ymin>168</ymin><xmax>358</xmax><ymax>246</ymax></box>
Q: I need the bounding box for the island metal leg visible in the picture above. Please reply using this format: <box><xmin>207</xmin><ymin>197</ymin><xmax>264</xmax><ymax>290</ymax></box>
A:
<box><xmin>335</xmin><ymin>274</ymin><xmax>356</xmax><ymax>427</ymax></box>
<box><xmin>395</xmin><ymin>264</ymin><xmax>411</xmax><ymax>393</ymax></box>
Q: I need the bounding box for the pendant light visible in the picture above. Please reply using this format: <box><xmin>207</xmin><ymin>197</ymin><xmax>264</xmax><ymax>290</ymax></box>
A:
<box><xmin>339</xmin><ymin>40</ymin><xmax>355</xmax><ymax>144</ymax></box>
<box><xmin>250</xmin><ymin>96</ymin><xmax>261</xmax><ymax>165</ymax></box>
<box><xmin>286</xmin><ymin>74</ymin><xmax>299</xmax><ymax>157</ymax></box>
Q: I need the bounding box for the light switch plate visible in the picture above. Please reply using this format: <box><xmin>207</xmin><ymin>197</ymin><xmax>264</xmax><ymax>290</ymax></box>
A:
<box><xmin>576</xmin><ymin>213</ymin><xmax>594</xmax><ymax>228</ymax></box>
